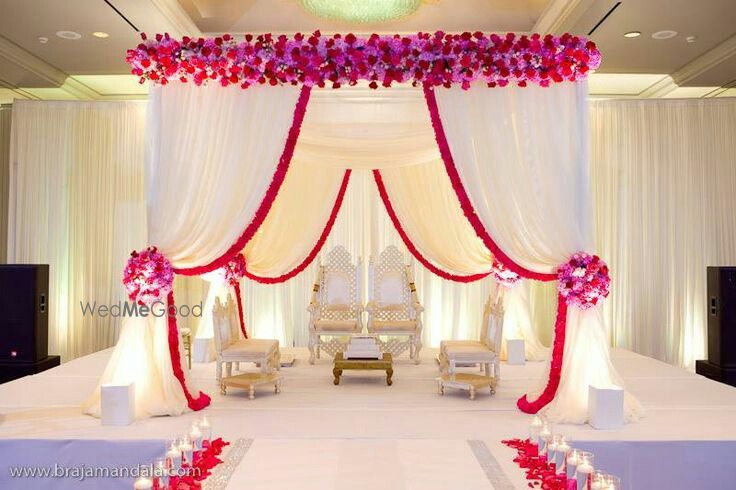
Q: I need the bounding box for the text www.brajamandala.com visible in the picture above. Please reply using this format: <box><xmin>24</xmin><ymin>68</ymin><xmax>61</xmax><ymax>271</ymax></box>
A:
<box><xmin>8</xmin><ymin>464</ymin><xmax>200</xmax><ymax>481</ymax></box>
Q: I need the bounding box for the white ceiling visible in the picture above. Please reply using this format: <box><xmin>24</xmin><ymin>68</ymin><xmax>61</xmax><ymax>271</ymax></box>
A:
<box><xmin>0</xmin><ymin>0</ymin><xmax>734</xmax><ymax>102</ymax></box>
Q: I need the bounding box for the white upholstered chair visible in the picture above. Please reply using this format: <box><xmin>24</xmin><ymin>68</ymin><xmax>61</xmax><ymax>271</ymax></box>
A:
<box><xmin>307</xmin><ymin>246</ymin><xmax>363</xmax><ymax>364</ymax></box>
<box><xmin>439</xmin><ymin>293</ymin><xmax>504</xmax><ymax>383</ymax></box>
<box><xmin>366</xmin><ymin>246</ymin><xmax>424</xmax><ymax>364</ymax></box>
<box><xmin>212</xmin><ymin>295</ymin><xmax>280</xmax><ymax>381</ymax></box>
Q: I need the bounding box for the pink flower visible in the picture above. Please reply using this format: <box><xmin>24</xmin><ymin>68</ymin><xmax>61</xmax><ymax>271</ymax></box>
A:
<box><xmin>557</xmin><ymin>252</ymin><xmax>610</xmax><ymax>309</ymax></box>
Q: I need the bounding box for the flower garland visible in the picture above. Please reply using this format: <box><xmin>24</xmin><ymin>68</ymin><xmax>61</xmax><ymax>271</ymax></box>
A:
<box><xmin>502</xmin><ymin>438</ymin><xmax>572</xmax><ymax>489</ymax></box>
<box><xmin>123</xmin><ymin>246</ymin><xmax>174</xmax><ymax>306</ymax></box>
<box><xmin>517</xmin><ymin>294</ymin><xmax>568</xmax><ymax>414</ymax></box>
<box><xmin>557</xmin><ymin>252</ymin><xmax>610</xmax><ymax>309</ymax></box>
<box><xmin>490</xmin><ymin>258</ymin><xmax>522</xmax><ymax>288</ymax></box>
<box><xmin>127</xmin><ymin>31</ymin><xmax>600</xmax><ymax>89</ymax></box>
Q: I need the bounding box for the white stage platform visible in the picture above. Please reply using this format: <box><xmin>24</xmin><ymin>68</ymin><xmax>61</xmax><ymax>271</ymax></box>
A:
<box><xmin>1</xmin><ymin>347</ymin><xmax>735</xmax><ymax>489</ymax></box>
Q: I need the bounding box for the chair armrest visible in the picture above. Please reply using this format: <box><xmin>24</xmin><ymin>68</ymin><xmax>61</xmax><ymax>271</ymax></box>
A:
<box><xmin>307</xmin><ymin>302</ymin><xmax>320</xmax><ymax>314</ymax></box>
<box><xmin>412</xmin><ymin>301</ymin><xmax>424</xmax><ymax>313</ymax></box>
<box><xmin>364</xmin><ymin>301</ymin><xmax>377</xmax><ymax>313</ymax></box>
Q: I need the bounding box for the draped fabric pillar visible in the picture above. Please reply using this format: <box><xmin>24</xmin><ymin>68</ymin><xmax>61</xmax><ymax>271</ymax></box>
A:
<box><xmin>86</xmin><ymin>83</ymin><xmax>311</xmax><ymax>416</ymax></box>
<box><xmin>428</xmin><ymin>82</ymin><xmax>641</xmax><ymax>423</ymax></box>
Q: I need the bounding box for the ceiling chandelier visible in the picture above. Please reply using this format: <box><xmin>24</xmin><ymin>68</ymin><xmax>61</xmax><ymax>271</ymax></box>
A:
<box><xmin>300</xmin><ymin>0</ymin><xmax>422</xmax><ymax>24</ymax></box>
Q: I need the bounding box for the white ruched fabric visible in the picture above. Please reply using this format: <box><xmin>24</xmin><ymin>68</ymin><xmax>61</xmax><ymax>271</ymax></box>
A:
<box><xmin>434</xmin><ymin>82</ymin><xmax>641</xmax><ymax>423</ymax></box>
<box><xmin>295</xmin><ymin>85</ymin><xmax>440</xmax><ymax>169</ymax></box>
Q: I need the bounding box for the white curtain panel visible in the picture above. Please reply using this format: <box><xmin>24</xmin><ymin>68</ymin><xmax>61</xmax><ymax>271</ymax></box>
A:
<box><xmin>243</xmin><ymin>159</ymin><xmax>347</xmax><ymax>277</ymax></box>
<box><xmin>591</xmin><ymin>98</ymin><xmax>736</xmax><ymax>368</ymax></box>
<box><xmin>0</xmin><ymin>106</ymin><xmax>10</xmax><ymax>263</ymax></box>
<box><xmin>147</xmin><ymin>83</ymin><xmax>303</xmax><ymax>268</ymax></box>
<box><xmin>7</xmin><ymin>100</ymin><xmax>148</xmax><ymax>361</ymax></box>
<box><xmin>500</xmin><ymin>282</ymin><xmax>549</xmax><ymax>361</ymax></box>
<box><xmin>377</xmin><ymin>160</ymin><xmax>490</xmax><ymax>276</ymax></box>
<box><xmin>434</xmin><ymin>82</ymin><xmax>639</xmax><ymax>422</ymax></box>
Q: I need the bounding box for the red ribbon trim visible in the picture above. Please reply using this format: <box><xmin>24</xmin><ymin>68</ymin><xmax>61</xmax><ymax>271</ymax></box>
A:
<box><xmin>232</xmin><ymin>282</ymin><xmax>248</xmax><ymax>339</ymax></box>
<box><xmin>517</xmin><ymin>293</ymin><xmax>568</xmax><ymax>413</ymax></box>
<box><xmin>167</xmin><ymin>291</ymin><xmax>211</xmax><ymax>411</ymax></box>
<box><xmin>243</xmin><ymin>169</ymin><xmax>352</xmax><ymax>284</ymax></box>
<box><xmin>423</xmin><ymin>86</ymin><xmax>557</xmax><ymax>282</ymax></box>
<box><xmin>373</xmin><ymin>169</ymin><xmax>491</xmax><ymax>283</ymax></box>
<box><xmin>173</xmin><ymin>86</ymin><xmax>312</xmax><ymax>276</ymax></box>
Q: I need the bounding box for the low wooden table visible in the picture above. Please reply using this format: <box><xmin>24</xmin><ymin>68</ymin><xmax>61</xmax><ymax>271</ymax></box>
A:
<box><xmin>220</xmin><ymin>372</ymin><xmax>282</xmax><ymax>399</ymax></box>
<box><xmin>437</xmin><ymin>373</ymin><xmax>496</xmax><ymax>400</ymax></box>
<box><xmin>333</xmin><ymin>352</ymin><xmax>393</xmax><ymax>386</ymax></box>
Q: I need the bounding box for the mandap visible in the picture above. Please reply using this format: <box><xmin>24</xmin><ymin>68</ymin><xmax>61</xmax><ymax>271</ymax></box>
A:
<box><xmin>84</xmin><ymin>31</ymin><xmax>641</xmax><ymax>424</ymax></box>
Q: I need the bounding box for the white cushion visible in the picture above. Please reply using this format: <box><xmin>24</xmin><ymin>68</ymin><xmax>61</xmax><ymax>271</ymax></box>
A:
<box><xmin>371</xmin><ymin>320</ymin><xmax>417</xmax><ymax>332</ymax></box>
<box><xmin>221</xmin><ymin>339</ymin><xmax>278</xmax><ymax>361</ymax></box>
<box><xmin>443</xmin><ymin>343</ymin><xmax>497</xmax><ymax>361</ymax></box>
<box><xmin>325</xmin><ymin>271</ymin><xmax>351</xmax><ymax>306</ymax></box>
<box><xmin>440</xmin><ymin>340</ymin><xmax>484</xmax><ymax>352</ymax></box>
<box><xmin>314</xmin><ymin>319</ymin><xmax>360</xmax><ymax>332</ymax></box>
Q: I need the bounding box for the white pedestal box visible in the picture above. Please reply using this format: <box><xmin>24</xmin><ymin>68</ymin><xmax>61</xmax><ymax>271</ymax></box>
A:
<box><xmin>588</xmin><ymin>384</ymin><xmax>624</xmax><ymax>429</ymax></box>
<box><xmin>101</xmin><ymin>382</ymin><xmax>135</xmax><ymax>426</ymax></box>
<box><xmin>506</xmin><ymin>339</ymin><xmax>526</xmax><ymax>365</ymax></box>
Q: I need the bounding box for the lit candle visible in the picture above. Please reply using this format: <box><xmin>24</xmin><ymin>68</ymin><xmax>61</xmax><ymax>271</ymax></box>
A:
<box><xmin>566</xmin><ymin>449</ymin><xmax>579</xmax><ymax>479</ymax></box>
<box><xmin>199</xmin><ymin>415</ymin><xmax>212</xmax><ymax>444</ymax></box>
<box><xmin>189</xmin><ymin>424</ymin><xmax>203</xmax><ymax>451</ymax></box>
<box><xmin>576</xmin><ymin>462</ymin><xmax>594</xmax><ymax>490</ymax></box>
<box><xmin>555</xmin><ymin>438</ymin><xmax>571</xmax><ymax>474</ymax></box>
<box><xmin>133</xmin><ymin>477</ymin><xmax>153</xmax><ymax>489</ymax></box>
<box><xmin>538</xmin><ymin>425</ymin><xmax>552</xmax><ymax>457</ymax></box>
<box><xmin>153</xmin><ymin>458</ymin><xmax>169</xmax><ymax>489</ymax></box>
<box><xmin>179</xmin><ymin>436</ymin><xmax>193</xmax><ymax>465</ymax></box>
<box><xmin>529</xmin><ymin>415</ymin><xmax>543</xmax><ymax>443</ymax></box>
<box><xmin>166</xmin><ymin>443</ymin><xmax>181</xmax><ymax>471</ymax></box>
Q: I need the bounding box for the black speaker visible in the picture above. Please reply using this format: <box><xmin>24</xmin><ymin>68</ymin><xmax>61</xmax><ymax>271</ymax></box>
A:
<box><xmin>696</xmin><ymin>266</ymin><xmax>736</xmax><ymax>387</ymax></box>
<box><xmin>0</xmin><ymin>264</ymin><xmax>59</xmax><ymax>383</ymax></box>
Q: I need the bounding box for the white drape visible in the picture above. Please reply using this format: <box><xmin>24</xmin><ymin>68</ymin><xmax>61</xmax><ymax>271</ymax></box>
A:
<box><xmin>591</xmin><ymin>98</ymin><xmax>736</xmax><ymax>368</ymax></box>
<box><xmin>499</xmin><ymin>283</ymin><xmax>549</xmax><ymax>361</ymax></box>
<box><xmin>7</xmin><ymin>100</ymin><xmax>148</xmax><ymax>361</ymax></box>
<box><xmin>378</xmin><ymin>160</ymin><xmax>490</xmax><ymax>276</ymax></box>
<box><xmin>0</xmin><ymin>106</ymin><xmax>10</xmax><ymax>263</ymax></box>
<box><xmin>295</xmin><ymin>86</ymin><xmax>440</xmax><ymax>169</ymax></box>
<box><xmin>147</xmin><ymin>83</ymin><xmax>303</xmax><ymax>268</ymax></box>
<box><xmin>434</xmin><ymin>82</ymin><xmax>639</xmax><ymax>423</ymax></box>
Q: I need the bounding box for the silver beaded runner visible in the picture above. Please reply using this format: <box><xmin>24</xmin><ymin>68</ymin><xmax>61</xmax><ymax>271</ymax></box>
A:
<box><xmin>201</xmin><ymin>438</ymin><xmax>252</xmax><ymax>490</ymax></box>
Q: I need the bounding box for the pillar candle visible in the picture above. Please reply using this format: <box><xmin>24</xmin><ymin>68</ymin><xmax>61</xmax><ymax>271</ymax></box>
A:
<box><xmin>166</xmin><ymin>443</ymin><xmax>181</xmax><ymax>471</ymax></box>
<box><xmin>566</xmin><ymin>450</ymin><xmax>579</xmax><ymax>479</ymax></box>
<box><xmin>556</xmin><ymin>442</ymin><xmax>571</xmax><ymax>474</ymax></box>
<box><xmin>529</xmin><ymin>415</ymin><xmax>543</xmax><ymax>442</ymax></box>
<box><xmin>576</xmin><ymin>462</ymin><xmax>594</xmax><ymax>490</ymax></box>
<box><xmin>134</xmin><ymin>477</ymin><xmax>153</xmax><ymax>489</ymax></box>
<box><xmin>538</xmin><ymin>426</ymin><xmax>552</xmax><ymax>457</ymax></box>
<box><xmin>189</xmin><ymin>425</ymin><xmax>203</xmax><ymax>451</ymax></box>
<box><xmin>199</xmin><ymin>416</ymin><xmax>212</xmax><ymax>444</ymax></box>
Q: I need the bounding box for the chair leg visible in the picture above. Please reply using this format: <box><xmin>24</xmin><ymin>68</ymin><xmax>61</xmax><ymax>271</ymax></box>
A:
<box><xmin>234</xmin><ymin>362</ymin><xmax>240</xmax><ymax>372</ymax></box>
<box><xmin>308</xmin><ymin>332</ymin><xmax>316</xmax><ymax>365</ymax></box>
<box><xmin>413</xmin><ymin>335</ymin><xmax>422</xmax><ymax>365</ymax></box>
<box><xmin>225</xmin><ymin>362</ymin><xmax>232</xmax><ymax>378</ymax></box>
<box><xmin>216</xmin><ymin>361</ymin><xmax>222</xmax><ymax>382</ymax></box>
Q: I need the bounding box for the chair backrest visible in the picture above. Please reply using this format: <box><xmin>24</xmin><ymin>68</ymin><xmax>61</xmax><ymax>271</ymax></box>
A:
<box><xmin>318</xmin><ymin>246</ymin><xmax>361</xmax><ymax>320</ymax></box>
<box><xmin>369</xmin><ymin>245</ymin><xmax>412</xmax><ymax>321</ymax></box>
<box><xmin>480</xmin><ymin>294</ymin><xmax>504</xmax><ymax>353</ymax></box>
<box><xmin>226</xmin><ymin>293</ymin><xmax>240</xmax><ymax>342</ymax></box>
<box><xmin>212</xmin><ymin>297</ymin><xmax>231</xmax><ymax>353</ymax></box>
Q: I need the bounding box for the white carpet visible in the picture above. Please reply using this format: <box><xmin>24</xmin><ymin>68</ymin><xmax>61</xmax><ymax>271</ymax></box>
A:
<box><xmin>1</xmin><ymin>347</ymin><xmax>736</xmax><ymax>489</ymax></box>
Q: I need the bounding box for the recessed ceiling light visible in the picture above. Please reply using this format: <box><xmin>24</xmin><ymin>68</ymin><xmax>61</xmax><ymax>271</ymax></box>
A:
<box><xmin>623</xmin><ymin>31</ymin><xmax>641</xmax><ymax>38</ymax></box>
<box><xmin>92</xmin><ymin>31</ymin><xmax>109</xmax><ymax>38</ymax></box>
<box><xmin>37</xmin><ymin>36</ymin><xmax>48</xmax><ymax>44</ymax></box>
<box><xmin>651</xmin><ymin>30</ymin><xmax>678</xmax><ymax>40</ymax></box>
<box><xmin>56</xmin><ymin>30</ymin><xmax>82</xmax><ymax>40</ymax></box>
<box><xmin>686</xmin><ymin>36</ymin><xmax>697</xmax><ymax>43</ymax></box>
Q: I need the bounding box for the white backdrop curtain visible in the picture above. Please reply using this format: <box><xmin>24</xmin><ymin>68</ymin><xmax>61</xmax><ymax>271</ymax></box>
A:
<box><xmin>591</xmin><ymin>98</ymin><xmax>736</xmax><ymax>369</ymax></box>
<box><xmin>6</xmin><ymin>92</ymin><xmax>736</xmax><ymax>394</ymax></box>
<box><xmin>433</xmin><ymin>82</ymin><xmax>641</xmax><ymax>422</ymax></box>
<box><xmin>7</xmin><ymin>100</ymin><xmax>148</xmax><ymax>361</ymax></box>
<box><xmin>0</xmin><ymin>106</ymin><xmax>10</xmax><ymax>263</ymax></box>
